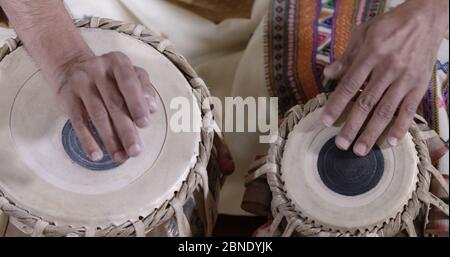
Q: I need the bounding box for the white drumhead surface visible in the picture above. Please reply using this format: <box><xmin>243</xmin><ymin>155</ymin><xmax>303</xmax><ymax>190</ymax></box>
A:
<box><xmin>0</xmin><ymin>29</ymin><xmax>201</xmax><ymax>228</ymax></box>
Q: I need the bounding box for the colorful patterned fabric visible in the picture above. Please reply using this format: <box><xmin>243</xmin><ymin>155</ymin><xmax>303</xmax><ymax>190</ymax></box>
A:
<box><xmin>265</xmin><ymin>0</ymin><xmax>386</xmax><ymax>114</ymax></box>
<box><xmin>420</xmin><ymin>61</ymin><xmax>449</xmax><ymax>136</ymax></box>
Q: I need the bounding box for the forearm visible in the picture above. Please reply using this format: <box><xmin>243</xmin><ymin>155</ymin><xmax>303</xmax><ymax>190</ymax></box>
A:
<box><xmin>0</xmin><ymin>0</ymin><xmax>93</xmax><ymax>90</ymax></box>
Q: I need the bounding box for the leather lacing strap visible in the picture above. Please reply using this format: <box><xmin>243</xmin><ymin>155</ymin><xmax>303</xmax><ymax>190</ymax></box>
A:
<box><xmin>249</xmin><ymin>156</ymin><xmax>268</xmax><ymax>171</ymax></box>
<box><xmin>202</xmin><ymin>112</ymin><xmax>215</xmax><ymax>134</ymax></box>
<box><xmin>5</xmin><ymin>38</ymin><xmax>17</xmax><ymax>52</ymax></box>
<box><xmin>426</xmin><ymin>163</ymin><xmax>450</xmax><ymax>197</ymax></box>
<box><xmin>417</xmin><ymin>188</ymin><xmax>449</xmax><ymax>216</ymax></box>
<box><xmin>401</xmin><ymin>212</ymin><xmax>417</xmax><ymax>237</ymax></box>
<box><xmin>157</xmin><ymin>39</ymin><xmax>172</xmax><ymax>53</ymax></box>
<box><xmin>132</xmin><ymin>24</ymin><xmax>145</xmax><ymax>37</ymax></box>
<box><xmin>170</xmin><ymin>198</ymin><xmax>191</xmax><ymax>237</ymax></box>
<box><xmin>66</xmin><ymin>232</ymin><xmax>80</xmax><ymax>237</ymax></box>
<box><xmin>417</xmin><ymin>130</ymin><xmax>437</xmax><ymax>141</ymax></box>
<box><xmin>84</xmin><ymin>227</ymin><xmax>97</xmax><ymax>237</ymax></box>
<box><xmin>268</xmin><ymin>212</ymin><xmax>283</xmax><ymax>236</ymax></box>
<box><xmin>195</xmin><ymin>163</ymin><xmax>214</xmax><ymax>236</ymax></box>
<box><xmin>0</xmin><ymin>197</ymin><xmax>9</xmax><ymax>237</ymax></box>
<box><xmin>414</xmin><ymin>114</ymin><xmax>429</xmax><ymax>126</ymax></box>
<box><xmin>190</xmin><ymin>77</ymin><xmax>212</xmax><ymax>99</ymax></box>
<box><xmin>190</xmin><ymin>77</ymin><xmax>206</xmax><ymax>89</ymax></box>
<box><xmin>89</xmin><ymin>16</ymin><xmax>101</xmax><ymax>28</ymax></box>
<box><xmin>244</xmin><ymin>162</ymin><xmax>277</xmax><ymax>185</ymax></box>
<box><xmin>132</xmin><ymin>220</ymin><xmax>145</xmax><ymax>237</ymax></box>
<box><xmin>282</xmin><ymin>219</ymin><xmax>303</xmax><ymax>237</ymax></box>
<box><xmin>31</xmin><ymin>220</ymin><xmax>49</xmax><ymax>237</ymax></box>
<box><xmin>0</xmin><ymin>197</ymin><xmax>8</xmax><ymax>209</ymax></box>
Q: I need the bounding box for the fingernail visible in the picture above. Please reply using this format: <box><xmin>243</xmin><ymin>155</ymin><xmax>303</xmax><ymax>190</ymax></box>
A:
<box><xmin>321</xmin><ymin>114</ymin><xmax>335</xmax><ymax>127</ymax></box>
<box><xmin>127</xmin><ymin>144</ymin><xmax>141</xmax><ymax>157</ymax></box>
<box><xmin>136</xmin><ymin>117</ymin><xmax>150</xmax><ymax>128</ymax></box>
<box><xmin>354</xmin><ymin>143</ymin><xmax>368</xmax><ymax>156</ymax></box>
<box><xmin>146</xmin><ymin>95</ymin><xmax>157</xmax><ymax>113</ymax></box>
<box><xmin>335</xmin><ymin>136</ymin><xmax>351</xmax><ymax>150</ymax></box>
<box><xmin>90</xmin><ymin>151</ymin><xmax>103</xmax><ymax>161</ymax></box>
<box><xmin>388</xmin><ymin>137</ymin><xmax>398</xmax><ymax>147</ymax></box>
<box><xmin>113</xmin><ymin>151</ymin><xmax>128</xmax><ymax>163</ymax></box>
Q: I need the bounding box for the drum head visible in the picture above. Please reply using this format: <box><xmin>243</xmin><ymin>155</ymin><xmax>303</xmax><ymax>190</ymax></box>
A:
<box><xmin>0</xmin><ymin>29</ymin><xmax>201</xmax><ymax>229</ymax></box>
<box><xmin>281</xmin><ymin>105</ymin><xmax>419</xmax><ymax>233</ymax></box>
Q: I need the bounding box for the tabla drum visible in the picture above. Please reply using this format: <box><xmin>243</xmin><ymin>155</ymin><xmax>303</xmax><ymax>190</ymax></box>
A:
<box><xmin>0</xmin><ymin>17</ymin><xmax>226</xmax><ymax>237</ymax></box>
<box><xmin>248</xmin><ymin>94</ymin><xmax>449</xmax><ymax>237</ymax></box>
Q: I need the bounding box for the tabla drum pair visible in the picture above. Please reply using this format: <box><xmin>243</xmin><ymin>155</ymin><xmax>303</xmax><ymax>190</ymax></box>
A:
<box><xmin>245</xmin><ymin>94</ymin><xmax>449</xmax><ymax>237</ymax></box>
<box><xmin>0</xmin><ymin>18</ymin><xmax>227</xmax><ymax>237</ymax></box>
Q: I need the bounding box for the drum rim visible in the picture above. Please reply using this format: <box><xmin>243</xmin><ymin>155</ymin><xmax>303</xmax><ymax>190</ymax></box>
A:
<box><xmin>0</xmin><ymin>17</ymin><xmax>216</xmax><ymax>237</ymax></box>
<box><xmin>263</xmin><ymin>93</ymin><xmax>442</xmax><ymax>237</ymax></box>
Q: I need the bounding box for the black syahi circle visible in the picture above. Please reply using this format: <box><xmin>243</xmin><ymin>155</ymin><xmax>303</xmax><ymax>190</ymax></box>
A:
<box><xmin>317</xmin><ymin>137</ymin><xmax>384</xmax><ymax>196</ymax></box>
<box><xmin>61</xmin><ymin>120</ymin><xmax>121</xmax><ymax>171</ymax></box>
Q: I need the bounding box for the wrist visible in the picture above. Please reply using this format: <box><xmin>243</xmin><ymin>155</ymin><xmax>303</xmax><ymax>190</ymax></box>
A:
<box><xmin>402</xmin><ymin>0</ymin><xmax>448</xmax><ymax>44</ymax></box>
<box><xmin>2</xmin><ymin>0</ymin><xmax>95</xmax><ymax>90</ymax></box>
<box><xmin>1</xmin><ymin>0</ymin><xmax>95</xmax><ymax>90</ymax></box>
<box><xmin>415</xmin><ymin>0</ymin><xmax>449</xmax><ymax>31</ymax></box>
<box><xmin>29</xmin><ymin>24</ymin><xmax>95</xmax><ymax>90</ymax></box>
<box><xmin>50</xmin><ymin>48</ymin><xmax>95</xmax><ymax>90</ymax></box>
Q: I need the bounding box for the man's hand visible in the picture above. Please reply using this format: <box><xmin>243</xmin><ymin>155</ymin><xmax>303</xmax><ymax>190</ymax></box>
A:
<box><xmin>321</xmin><ymin>0</ymin><xmax>449</xmax><ymax>156</ymax></box>
<box><xmin>1</xmin><ymin>0</ymin><xmax>157</xmax><ymax>163</ymax></box>
<box><xmin>56</xmin><ymin>52</ymin><xmax>157</xmax><ymax>163</ymax></box>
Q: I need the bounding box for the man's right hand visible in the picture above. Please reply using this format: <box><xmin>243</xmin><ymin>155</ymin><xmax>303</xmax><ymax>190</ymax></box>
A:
<box><xmin>56</xmin><ymin>51</ymin><xmax>157</xmax><ymax>163</ymax></box>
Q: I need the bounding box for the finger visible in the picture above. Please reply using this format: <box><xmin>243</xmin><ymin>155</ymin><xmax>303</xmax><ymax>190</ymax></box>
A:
<box><xmin>96</xmin><ymin>76</ymin><xmax>142</xmax><ymax>158</ymax></box>
<box><xmin>324</xmin><ymin>59</ymin><xmax>347</xmax><ymax>80</ymax></box>
<box><xmin>109</xmin><ymin>53</ymin><xmax>150</xmax><ymax>128</ymax></box>
<box><xmin>386</xmin><ymin>88</ymin><xmax>425</xmax><ymax>146</ymax></box>
<box><xmin>321</xmin><ymin>52</ymin><xmax>375</xmax><ymax>127</ymax></box>
<box><xmin>80</xmin><ymin>87</ymin><xmax>128</xmax><ymax>163</ymax></box>
<box><xmin>134</xmin><ymin>66</ymin><xmax>157</xmax><ymax>113</ymax></box>
<box><xmin>67</xmin><ymin>96</ymin><xmax>103</xmax><ymax>161</ymax></box>
<box><xmin>323</xmin><ymin>42</ymin><xmax>356</xmax><ymax>80</ymax></box>
<box><xmin>353</xmin><ymin>81</ymin><xmax>409</xmax><ymax>156</ymax></box>
<box><xmin>335</xmin><ymin>67</ymin><xmax>397</xmax><ymax>150</ymax></box>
